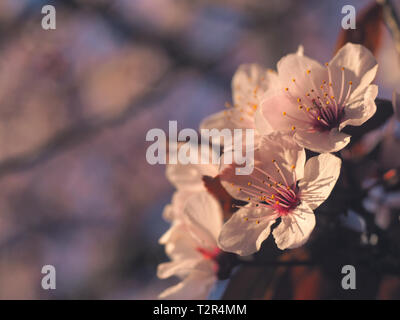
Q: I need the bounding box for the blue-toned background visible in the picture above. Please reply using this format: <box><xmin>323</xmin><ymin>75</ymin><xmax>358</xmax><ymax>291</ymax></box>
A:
<box><xmin>0</xmin><ymin>0</ymin><xmax>397</xmax><ymax>299</ymax></box>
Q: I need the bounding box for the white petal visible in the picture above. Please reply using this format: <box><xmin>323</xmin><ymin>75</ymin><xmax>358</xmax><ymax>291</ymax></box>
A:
<box><xmin>298</xmin><ymin>153</ymin><xmax>341</xmax><ymax>210</ymax></box>
<box><xmin>183</xmin><ymin>192</ymin><xmax>223</xmax><ymax>248</ymax></box>
<box><xmin>330</xmin><ymin>43</ymin><xmax>377</xmax><ymax>79</ymax></box>
<box><xmin>159</xmin><ymin>271</ymin><xmax>216</xmax><ymax>300</ymax></box>
<box><xmin>218</xmin><ymin>205</ymin><xmax>277</xmax><ymax>256</ymax></box>
<box><xmin>162</xmin><ymin>224</ymin><xmax>202</xmax><ymax>260</ymax></box>
<box><xmin>272</xmin><ymin>202</ymin><xmax>315</xmax><ymax>250</ymax></box>
<box><xmin>340</xmin><ymin>84</ymin><xmax>378</xmax><ymax>130</ymax></box>
<box><xmin>200</xmin><ymin>110</ymin><xmax>237</xmax><ymax>131</ymax></box>
<box><xmin>166</xmin><ymin>148</ymin><xmax>219</xmax><ymax>190</ymax></box>
<box><xmin>293</xmin><ymin>128</ymin><xmax>351</xmax><ymax>153</ymax></box>
<box><xmin>277</xmin><ymin>52</ymin><xmax>324</xmax><ymax>91</ymax></box>
<box><xmin>162</xmin><ymin>191</ymin><xmax>192</xmax><ymax>222</ymax></box>
<box><xmin>157</xmin><ymin>258</ymin><xmax>203</xmax><ymax>279</ymax></box>
<box><xmin>232</xmin><ymin>64</ymin><xmax>275</xmax><ymax>107</ymax></box>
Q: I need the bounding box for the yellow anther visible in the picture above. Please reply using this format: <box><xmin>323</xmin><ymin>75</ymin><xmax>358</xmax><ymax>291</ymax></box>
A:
<box><xmin>283</xmin><ymin>111</ymin><xmax>287</xmax><ymax>116</ymax></box>
<box><xmin>252</xmin><ymin>104</ymin><xmax>258</xmax><ymax>110</ymax></box>
<box><xmin>291</xmin><ymin>126</ymin><xmax>296</xmax><ymax>131</ymax></box>
<box><xmin>306</xmin><ymin>107</ymin><xmax>310</xmax><ymax>112</ymax></box>
<box><xmin>299</xmin><ymin>105</ymin><xmax>303</xmax><ymax>109</ymax></box>
<box><xmin>256</xmin><ymin>220</ymin><xmax>260</xmax><ymax>224</ymax></box>
<box><xmin>317</xmin><ymin>116</ymin><xmax>321</xmax><ymax>120</ymax></box>
<box><xmin>248</xmin><ymin>182</ymin><xmax>252</xmax><ymax>186</ymax></box>
<box><xmin>306</xmin><ymin>70</ymin><xmax>311</xmax><ymax>74</ymax></box>
<box><xmin>292</xmin><ymin>78</ymin><xmax>296</xmax><ymax>82</ymax></box>
<box><xmin>285</xmin><ymin>87</ymin><xmax>289</xmax><ymax>91</ymax></box>
<box><xmin>244</xmin><ymin>217</ymin><xmax>248</xmax><ymax>221</ymax></box>
<box><xmin>348</xmin><ymin>81</ymin><xmax>353</xmax><ymax>85</ymax></box>
<box><xmin>297</xmin><ymin>98</ymin><xmax>301</xmax><ymax>102</ymax></box>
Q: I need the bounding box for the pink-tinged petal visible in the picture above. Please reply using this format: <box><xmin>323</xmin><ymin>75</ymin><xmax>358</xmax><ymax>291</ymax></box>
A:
<box><xmin>162</xmin><ymin>224</ymin><xmax>201</xmax><ymax>260</ymax></box>
<box><xmin>220</xmin><ymin>132</ymin><xmax>305</xmax><ymax>201</ymax></box>
<box><xmin>272</xmin><ymin>202</ymin><xmax>315</xmax><ymax>250</ymax></box>
<box><xmin>276</xmin><ymin>52</ymin><xmax>325</xmax><ymax>98</ymax></box>
<box><xmin>340</xmin><ymin>84</ymin><xmax>378</xmax><ymax>130</ymax></box>
<box><xmin>329</xmin><ymin>43</ymin><xmax>377</xmax><ymax>80</ymax></box>
<box><xmin>162</xmin><ymin>190</ymin><xmax>192</xmax><ymax>222</ymax></box>
<box><xmin>260</xmin><ymin>93</ymin><xmax>308</xmax><ymax>132</ymax></box>
<box><xmin>166</xmin><ymin>148</ymin><xmax>219</xmax><ymax>190</ymax></box>
<box><xmin>218</xmin><ymin>205</ymin><xmax>277</xmax><ymax>256</ymax></box>
<box><xmin>298</xmin><ymin>153</ymin><xmax>341</xmax><ymax>210</ymax></box>
<box><xmin>254</xmin><ymin>105</ymin><xmax>274</xmax><ymax>137</ymax></box>
<box><xmin>183</xmin><ymin>192</ymin><xmax>223</xmax><ymax>248</ymax></box>
<box><xmin>293</xmin><ymin>128</ymin><xmax>351</xmax><ymax>153</ymax></box>
<box><xmin>232</xmin><ymin>64</ymin><xmax>276</xmax><ymax>108</ymax></box>
<box><xmin>157</xmin><ymin>258</ymin><xmax>203</xmax><ymax>280</ymax></box>
<box><xmin>200</xmin><ymin>110</ymin><xmax>240</xmax><ymax>131</ymax></box>
<box><xmin>159</xmin><ymin>271</ymin><xmax>216</xmax><ymax>300</ymax></box>
<box><xmin>159</xmin><ymin>220</ymin><xmax>181</xmax><ymax>245</ymax></box>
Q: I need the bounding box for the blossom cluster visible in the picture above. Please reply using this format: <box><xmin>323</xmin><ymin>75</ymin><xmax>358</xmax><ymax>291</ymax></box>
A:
<box><xmin>158</xmin><ymin>43</ymin><xmax>379</xmax><ymax>299</ymax></box>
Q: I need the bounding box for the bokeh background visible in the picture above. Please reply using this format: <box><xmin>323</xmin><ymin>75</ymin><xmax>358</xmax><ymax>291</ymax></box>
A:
<box><xmin>0</xmin><ymin>0</ymin><xmax>398</xmax><ymax>299</ymax></box>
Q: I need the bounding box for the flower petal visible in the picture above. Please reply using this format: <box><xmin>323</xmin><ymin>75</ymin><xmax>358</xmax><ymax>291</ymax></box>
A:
<box><xmin>293</xmin><ymin>128</ymin><xmax>351</xmax><ymax>153</ymax></box>
<box><xmin>272</xmin><ymin>202</ymin><xmax>315</xmax><ymax>250</ymax></box>
<box><xmin>157</xmin><ymin>258</ymin><xmax>203</xmax><ymax>279</ymax></box>
<box><xmin>159</xmin><ymin>270</ymin><xmax>216</xmax><ymax>300</ymax></box>
<box><xmin>183</xmin><ymin>192</ymin><xmax>223</xmax><ymax>248</ymax></box>
<box><xmin>232</xmin><ymin>64</ymin><xmax>276</xmax><ymax>108</ymax></box>
<box><xmin>166</xmin><ymin>147</ymin><xmax>219</xmax><ymax>190</ymax></box>
<box><xmin>200</xmin><ymin>110</ymin><xmax>237</xmax><ymax>131</ymax></box>
<box><xmin>218</xmin><ymin>205</ymin><xmax>277</xmax><ymax>256</ymax></box>
<box><xmin>298</xmin><ymin>153</ymin><xmax>341</xmax><ymax>210</ymax></box>
<box><xmin>330</xmin><ymin>43</ymin><xmax>377</xmax><ymax>79</ymax></box>
<box><xmin>340</xmin><ymin>84</ymin><xmax>378</xmax><ymax>130</ymax></box>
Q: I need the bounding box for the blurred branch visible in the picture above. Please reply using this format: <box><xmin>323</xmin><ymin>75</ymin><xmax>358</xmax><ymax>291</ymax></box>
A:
<box><xmin>378</xmin><ymin>0</ymin><xmax>400</xmax><ymax>58</ymax></box>
<box><xmin>0</xmin><ymin>67</ymin><xmax>175</xmax><ymax>177</ymax></box>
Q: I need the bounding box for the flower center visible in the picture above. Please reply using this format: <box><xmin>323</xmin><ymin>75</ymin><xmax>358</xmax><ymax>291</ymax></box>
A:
<box><xmin>282</xmin><ymin>64</ymin><xmax>353</xmax><ymax>133</ymax></box>
<box><xmin>233</xmin><ymin>160</ymin><xmax>301</xmax><ymax>218</ymax></box>
<box><xmin>310</xmin><ymin>100</ymin><xmax>345</xmax><ymax>132</ymax></box>
<box><xmin>196</xmin><ymin>247</ymin><xmax>221</xmax><ymax>260</ymax></box>
<box><xmin>196</xmin><ymin>247</ymin><xmax>221</xmax><ymax>273</ymax></box>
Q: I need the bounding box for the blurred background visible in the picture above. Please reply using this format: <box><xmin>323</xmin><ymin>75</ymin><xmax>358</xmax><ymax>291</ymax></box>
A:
<box><xmin>0</xmin><ymin>0</ymin><xmax>398</xmax><ymax>299</ymax></box>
